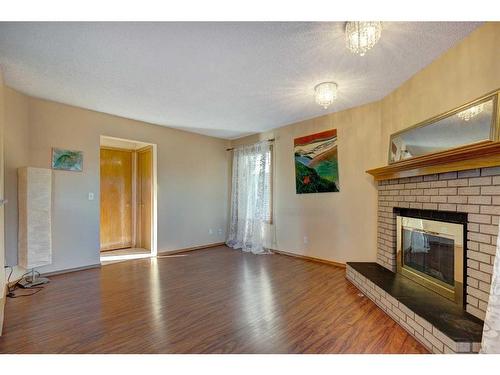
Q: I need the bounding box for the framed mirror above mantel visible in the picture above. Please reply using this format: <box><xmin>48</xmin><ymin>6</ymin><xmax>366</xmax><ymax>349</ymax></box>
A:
<box><xmin>367</xmin><ymin>89</ymin><xmax>500</xmax><ymax>181</ymax></box>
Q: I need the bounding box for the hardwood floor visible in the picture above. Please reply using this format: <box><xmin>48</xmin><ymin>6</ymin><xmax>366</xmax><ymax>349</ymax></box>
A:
<box><xmin>0</xmin><ymin>246</ymin><xmax>428</xmax><ymax>354</ymax></box>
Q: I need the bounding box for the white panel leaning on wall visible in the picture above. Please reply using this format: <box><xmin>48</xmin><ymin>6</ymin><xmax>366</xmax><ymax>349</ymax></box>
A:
<box><xmin>18</xmin><ymin>167</ymin><xmax>52</xmax><ymax>270</ymax></box>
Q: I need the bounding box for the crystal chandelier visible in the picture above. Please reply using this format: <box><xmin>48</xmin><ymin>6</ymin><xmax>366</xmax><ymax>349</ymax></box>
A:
<box><xmin>345</xmin><ymin>22</ymin><xmax>382</xmax><ymax>56</ymax></box>
<box><xmin>457</xmin><ymin>103</ymin><xmax>485</xmax><ymax>121</ymax></box>
<box><xmin>314</xmin><ymin>82</ymin><xmax>338</xmax><ymax>109</ymax></box>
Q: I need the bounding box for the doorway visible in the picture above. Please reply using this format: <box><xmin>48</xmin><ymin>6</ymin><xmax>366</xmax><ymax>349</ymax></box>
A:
<box><xmin>99</xmin><ymin>136</ymin><xmax>157</xmax><ymax>263</ymax></box>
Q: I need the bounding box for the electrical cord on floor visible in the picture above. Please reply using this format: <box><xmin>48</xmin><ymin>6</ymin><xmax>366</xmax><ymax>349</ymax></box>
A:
<box><xmin>8</xmin><ymin>287</ymin><xmax>44</xmax><ymax>298</ymax></box>
<box><xmin>4</xmin><ymin>265</ymin><xmax>45</xmax><ymax>298</ymax></box>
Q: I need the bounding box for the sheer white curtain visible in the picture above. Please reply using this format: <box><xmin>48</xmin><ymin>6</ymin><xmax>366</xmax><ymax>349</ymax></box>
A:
<box><xmin>226</xmin><ymin>141</ymin><xmax>272</xmax><ymax>254</ymax></box>
<box><xmin>481</xmin><ymin>222</ymin><xmax>500</xmax><ymax>353</ymax></box>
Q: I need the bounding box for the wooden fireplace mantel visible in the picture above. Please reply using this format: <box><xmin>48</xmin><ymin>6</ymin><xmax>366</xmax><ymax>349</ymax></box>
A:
<box><xmin>366</xmin><ymin>141</ymin><xmax>500</xmax><ymax>181</ymax></box>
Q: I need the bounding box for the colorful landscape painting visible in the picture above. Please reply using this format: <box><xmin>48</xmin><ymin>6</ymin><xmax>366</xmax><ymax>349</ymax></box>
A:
<box><xmin>294</xmin><ymin>129</ymin><xmax>339</xmax><ymax>194</ymax></box>
<box><xmin>52</xmin><ymin>148</ymin><xmax>83</xmax><ymax>171</ymax></box>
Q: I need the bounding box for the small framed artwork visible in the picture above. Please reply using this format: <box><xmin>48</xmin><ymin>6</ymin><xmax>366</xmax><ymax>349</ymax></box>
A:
<box><xmin>51</xmin><ymin>148</ymin><xmax>83</xmax><ymax>172</ymax></box>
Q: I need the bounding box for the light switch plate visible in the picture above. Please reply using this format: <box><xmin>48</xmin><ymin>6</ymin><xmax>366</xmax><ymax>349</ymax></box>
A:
<box><xmin>88</xmin><ymin>192</ymin><xmax>94</xmax><ymax>201</ymax></box>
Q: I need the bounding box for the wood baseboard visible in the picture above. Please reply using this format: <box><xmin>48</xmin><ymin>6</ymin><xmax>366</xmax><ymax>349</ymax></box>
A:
<box><xmin>158</xmin><ymin>242</ymin><xmax>225</xmax><ymax>256</ymax></box>
<box><xmin>42</xmin><ymin>263</ymin><xmax>101</xmax><ymax>277</ymax></box>
<box><xmin>4</xmin><ymin>263</ymin><xmax>102</xmax><ymax>289</ymax></box>
<box><xmin>272</xmin><ymin>249</ymin><xmax>346</xmax><ymax>269</ymax></box>
<box><xmin>0</xmin><ymin>295</ymin><xmax>5</xmax><ymax>336</ymax></box>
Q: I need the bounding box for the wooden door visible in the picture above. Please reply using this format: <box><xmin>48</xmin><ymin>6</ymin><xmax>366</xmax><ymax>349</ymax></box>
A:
<box><xmin>100</xmin><ymin>148</ymin><xmax>133</xmax><ymax>251</ymax></box>
<box><xmin>136</xmin><ymin>147</ymin><xmax>152</xmax><ymax>251</ymax></box>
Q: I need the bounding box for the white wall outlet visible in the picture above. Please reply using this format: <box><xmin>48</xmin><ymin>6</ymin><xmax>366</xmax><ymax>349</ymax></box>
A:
<box><xmin>303</xmin><ymin>236</ymin><xmax>308</xmax><ymax>245</ymax></box>
<box><xmin>88</xmin><ymin>192</ymin><xmax>94</xmax><ymax>201</ymax></box>
<box><xmin>208</xmin><ymin>228</ymin><xmax>214</xmax><ymax>235</ymax></box>
<box><xmin>217</xmin><ymin>228</ymin><xmax>223</xmax><ymax>235</ymax></box>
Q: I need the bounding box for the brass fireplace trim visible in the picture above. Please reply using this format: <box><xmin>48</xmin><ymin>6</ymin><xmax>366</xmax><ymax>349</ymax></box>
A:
<box><xmin>396</xmin><ymin>216</ymin><xmax>464</xmax><ymax>306</ymax></box>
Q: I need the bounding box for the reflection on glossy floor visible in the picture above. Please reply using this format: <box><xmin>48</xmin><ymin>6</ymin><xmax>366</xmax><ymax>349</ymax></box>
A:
<box><xmin>0</xmin><ymin>246</ymin><xmax>428</xmax><ymax>353</ymax></box>
<box><xmin>100</xmin><ymin>247</ymin><xmax>151</xmax><ymax>264</ymax></box>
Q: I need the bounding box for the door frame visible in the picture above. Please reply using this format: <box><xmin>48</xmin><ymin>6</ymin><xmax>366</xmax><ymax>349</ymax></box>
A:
<box><xmin>99</xmin><ymin>136</ymin><xmax>158</xmax><ymax>260</ymax></box>
<box><xmin>135</xmin><ymin>145</ymin><xmax>154</xmax><ymax>252</ymax></box>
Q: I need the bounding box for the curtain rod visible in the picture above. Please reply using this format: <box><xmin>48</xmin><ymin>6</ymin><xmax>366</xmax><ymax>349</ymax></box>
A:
<box><xmin>225</xmin><ymin>138</ymin><xmax>275</xmax><ymax>151</ymax></box>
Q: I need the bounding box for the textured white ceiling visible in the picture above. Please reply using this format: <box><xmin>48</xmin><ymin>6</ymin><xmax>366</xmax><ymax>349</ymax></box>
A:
<box><xmin>0</xmin><ymin>22</ymin><xmax>481</xmax><ymax>139</ymax></box>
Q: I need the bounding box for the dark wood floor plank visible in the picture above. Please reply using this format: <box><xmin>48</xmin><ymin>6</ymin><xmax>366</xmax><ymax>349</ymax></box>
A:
<box><xmin>0</xmin><ymin>246</ymin><xmax>428</xmax><ymax>354</ymax></box>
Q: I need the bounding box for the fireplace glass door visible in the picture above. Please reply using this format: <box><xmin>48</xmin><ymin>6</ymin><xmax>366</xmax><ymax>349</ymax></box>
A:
<box><xmin>402</xmin><ymin>228</ymin><xmax>454</xmax><ymax>287</ymax></box>
<box><xmin>397</xmin><ymin>216</ymin><xmax>464</xmax><ymax>305</ymax></box>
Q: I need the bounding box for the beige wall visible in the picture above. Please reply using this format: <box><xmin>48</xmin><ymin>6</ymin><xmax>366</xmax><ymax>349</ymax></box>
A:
<box><xmin>381</xmin><ymin>22</ymin><xmax>500</xmax><ymax>154</ymax></box>
<box><xmin>0</xmin><ymin>69</ymin><xmax>6</xmax><ymax>331</ymax></box>
<box><xmin>231</xmin><ymin>22</ymin><xmax>500</xmax><ymax>264</ymax></box>
<box><xmin>4</xmin><ymin>88</ymin><xmax>29</xmax><ymax>266</ymax></box>
<box><xmin>233</xmin><ymin>103</ymin><xmax>382</xmax><ymax>264</ymax></box>
<box><xmin>4</xmin><ymin>90</ymin><xmax>230</xmax><ymax>274</ymax></box>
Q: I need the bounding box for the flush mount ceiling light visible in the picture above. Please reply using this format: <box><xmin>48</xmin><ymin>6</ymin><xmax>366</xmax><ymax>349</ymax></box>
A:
<box><xmin>345</xmin><ymin>21</ymin><xmax>382</xmax><ymax>56</ymax></box>
<box><xmin>457</xmin><ymin>103</ymin><xmax>485</xmax><ymax>121</ymax></box>
<box><xmin>314</xmin><ymin>82</ymin><xmax>338</xmax><ymax>109</ymax></box>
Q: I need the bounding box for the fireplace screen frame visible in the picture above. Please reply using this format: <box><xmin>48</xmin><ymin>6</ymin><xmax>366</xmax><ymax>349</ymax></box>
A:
<box><xmin>396</xmin><ymin>216</ymin><xmax>464</xmax><ymax>306</ymax></box>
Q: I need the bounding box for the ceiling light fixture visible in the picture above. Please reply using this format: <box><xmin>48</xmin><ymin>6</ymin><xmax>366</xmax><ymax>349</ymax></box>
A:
<box><xmin>345</xmin><ymin>22</ymin><xmax>382</xmax><ymax>56</ymax></box>
<box><xmin>457</xmin><ymin>103</ymin><xmax>485</xmax><ymax>121</ymax></box>
<box><xmin>314</xmin><ymin>82</ymin><xmax>338</xmax><ymax>109</ymax></box>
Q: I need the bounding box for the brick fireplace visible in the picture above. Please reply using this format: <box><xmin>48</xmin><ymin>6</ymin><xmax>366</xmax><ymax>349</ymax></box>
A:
<box><xmin>377</xmin><ymin>166</ymin><xmax>498</xmax><ymax>321</ymax></box>
<box><xmin>345</xmin><ymin>165</ymin><xmax>500</xmax><ymax>353</ymax></box>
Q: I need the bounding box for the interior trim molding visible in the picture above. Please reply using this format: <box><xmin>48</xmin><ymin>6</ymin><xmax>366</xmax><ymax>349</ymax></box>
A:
<box><xmin>157</xmin><ymin>242</ymin><xmax>225</xmax><ymax>256</ymax></box>
<box><xmin>0</xmin><ymin>296</ymin><xmax>5</xmax><ymax>336</ymax></box>
<box><xmin>42</xmin><ymin>263</ymin><xmax>102</xmax><ymax>277</ymax></box>
<box><xmin>366</xmin><ymin>141</ymin><xmax>500</xmax><ymax>181</ymax></box>
<box><xmin>272</xmin><ymin>249</ymin><xmax>346</xmax><ymax>268</ymax></box>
